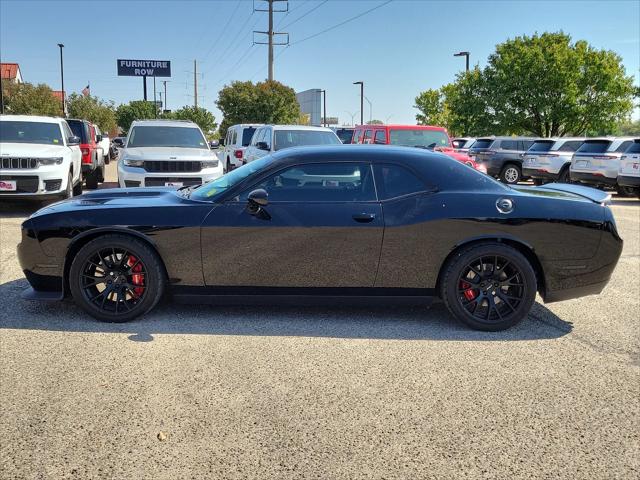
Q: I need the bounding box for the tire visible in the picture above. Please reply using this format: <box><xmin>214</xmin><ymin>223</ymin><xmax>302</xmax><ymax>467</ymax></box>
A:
<box><xmin>85</xmin><ymin>171</ymin><xmax>99</xmax><ymax>190</ymax></box>
<box><xmin>499</xmin><ymin>164</ymin><xmax>522</xmax><ymax>184</ymax></box>
<box><xmin>69</xmin><ymin>234</ymin><xmax>166</xmax><ymax>322</ymax></box>
<box><xmin>532</xmin><ymin>178</ymin><xmax>545</xmax><ymax>186</ymax></box>
<box><xmin>72</xmin><ymin>176</ymin><xmax>83</xmax><ymax>196</ymax></box>
<box><xmin>617</xmin><ymin>185</ymin><xmax>636</xmax><ymax>197</ymax></box>
<box><xmin>104</xmin><ymin>154</ymin><xmax>110</xmax><ymax>165</ymax></box>
<box><xmin>61</xmin><ymin>171</ymin><xmax>74</xmax><ymax>199</ymax></box>
<box><xmin>226</xmin><ymin>158</ymin><xmax>232</xmax><ymax>173</ymax></box>
<box><xmin>558</xmin><ymin>167</ymin><xmax>571</xmax><ymax>184</ymax></box>
<box><xmin>440</xmin><ymin>242</ymin><xmax>537</xmax><ymax>331</ymax></box>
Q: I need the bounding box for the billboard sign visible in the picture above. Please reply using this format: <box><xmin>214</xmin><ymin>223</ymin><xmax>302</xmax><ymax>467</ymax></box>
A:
<box><xmin>117</xmin><ymin>59</ymin><xmax>171</xmax><ymax>77</ymax></box>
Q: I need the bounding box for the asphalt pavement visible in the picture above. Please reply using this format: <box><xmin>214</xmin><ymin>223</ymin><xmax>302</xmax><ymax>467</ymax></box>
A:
<box><xmin>0</xmin><ymin>160</ymin><xmax>638</xmax><ymax>479</ymax></box>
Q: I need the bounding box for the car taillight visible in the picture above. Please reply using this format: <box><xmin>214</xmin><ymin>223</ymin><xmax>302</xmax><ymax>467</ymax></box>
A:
<box><xmin>234</xmin><ymin>150</ymin><xmax>243</xmax><ymax>159</ymax></box>
<box><xmin>81</xmin><ymin>147</ymin><xmax>91</xmax><ymax>164</ymax></box>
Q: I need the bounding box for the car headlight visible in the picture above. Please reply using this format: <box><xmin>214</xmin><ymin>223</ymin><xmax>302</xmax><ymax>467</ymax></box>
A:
<box><xmin>38</xmin><ymin>157</ymin><xmax>64</xmax><ymax>166</ymax></box>
<box><xmin>201</xmin><ymin>159</ymin><xmax>219</xmax><ymax>168</ymax></box>
<box><xmin>123</xmin><ymin>158</ymin><xmax>144</xmax><ymax>167</ymax></box>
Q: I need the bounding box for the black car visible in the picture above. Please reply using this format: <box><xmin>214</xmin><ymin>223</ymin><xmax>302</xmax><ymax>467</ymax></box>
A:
<box><xmin>469</xmin><ymin>136</ymin><xmax>536</xmax><ymax>184</ymax></box>
<box><xmin>18</xmin><ymin>146</ymin><xmax>622</xmax><ymax>331</ymax></box>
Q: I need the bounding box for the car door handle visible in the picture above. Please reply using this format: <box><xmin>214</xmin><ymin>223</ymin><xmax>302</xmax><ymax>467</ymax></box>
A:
<box><xmin>352</xmin><ymin>213</ymin><xmax>376</xmax><ymax>223</ymax></box>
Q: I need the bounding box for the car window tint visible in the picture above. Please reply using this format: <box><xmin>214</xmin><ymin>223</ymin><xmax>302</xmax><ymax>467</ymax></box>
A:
<box><xmin>242</xmin><ymin>163</ymin><xmax>376</xmax><ymax>202</ymax></box>
<box><xmin>521</xmin><ymin>140</ymin><xmax>534</xmax><ymax>150</ymax></box>
<box><xmin>374</xmin><ymin>164</ymin><xmax>426</xmax><ymax>200</ymax></box>
<box><xmin>374</xmin><ymin>130</ymin><xmax>387</xmax><ymax>144</ymax></box>
<box><xmin>556</xmin><ymin>140</ymin><xmax>583</xmax><ymax>152</ymax></box>
<box><xmin>353</xmin><ymin>130</ymin><xmax>363</xmax><ymax>144</ymax></box>
<box><xmin>501</xmin><ymin>140</ymin><xmax>518</xmax><ymax>150</ymax></box>
<box><xmin>242</xmin><ymin>127</ymin><xmax>256</xmax><ymax>146</ymax></box>
<box><xmin>615</xmin><ymin>141</ymin><xmax>633</xmax><ymax>153</ymax></box>
<box><xmin>263</xmin><ymin>128</ymin><xmax>272</xmax><ymax>149</ymax></box>
<box><xmin>471</xmin><ymin>139</ymin><xmax>493</xmax><ymax>149</ymax></box>
<box><xmin>529</xmin><ymin>140</ymin><xmax>553</xmax><ymax>152</ymax></box>
<box><xmin>364</xmin><ymin>130</ymin><xmax>373</xmax><ymax>144</ymax></box>
<box><xmin>625</xmin><ymin>141</ymin><xmax>640</xmax><ymax>154</ymax></box>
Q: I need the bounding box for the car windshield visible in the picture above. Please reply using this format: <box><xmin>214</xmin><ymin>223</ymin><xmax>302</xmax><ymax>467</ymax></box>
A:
<box><xmin>529</xmin><ymin>140</ymin><xmax>554</xmax><ymax>152</ymax></box>
<box><xmin>389</xmin><ymin>129</ymin><xmax>450</xmax><ymax>148</ymax></box>
<box><xmin>576</xmin><ymin>140</ymin><xmax>612</xmax><ymax>154</ymax></box>
<box><xmin>274</xmin><ymin>130</ymin><xmax>341</xmax><ymax>151</ymax></box>
<box><xmin>190</xmin><ymin>155</ymin><xmax>274</xmax><ymax>200</ymax></box>
<box><xmin>242</xmin><ymin>128</ymin><xmax>256</xmax><ymax>146</ymax></box>
<box><xmin>335</xmin><ymin>129</ymin><xmax>354</xmax><ymax>144</ymax></box>
<box><xmin>127</xmin><ymin>126</ymin><xmax>208</xmax><ymax>149</ymax></box>
<box><xmin>0</xmin><ymin>121</ymin><xmax>63</xmax><ymax>145</ymax></box>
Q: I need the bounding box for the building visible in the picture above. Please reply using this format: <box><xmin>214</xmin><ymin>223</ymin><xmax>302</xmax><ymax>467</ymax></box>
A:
<box><xmin>0</xmin><ymin>63</ymin><xmax>24</xmax><ymax>83</ymax></box>
<box><xmin>296</xmin><ymin>89</ymin><xmax>321</xmax><ymax>126</ymax></box>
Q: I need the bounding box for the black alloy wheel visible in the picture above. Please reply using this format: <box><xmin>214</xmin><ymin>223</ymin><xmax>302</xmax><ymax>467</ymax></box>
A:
<box><xmin>69</xmin><ymin>234</ymin><xmax>165</xmax><ymax>322</ymax></box>
<box><xmin>441</xmin><ymin>243</ymin><xmax>536</xmax><ymax>331</ymax></box>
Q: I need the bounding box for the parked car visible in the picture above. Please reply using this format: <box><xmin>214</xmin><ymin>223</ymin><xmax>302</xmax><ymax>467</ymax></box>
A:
<box><xmin>570</xmin><ymin>137</ymin><xmax>636</xmax><ymax>193</ymax></box>
<box><xmin>221</xmin><ymin>124</ymin><xmax>262</xmax><ymax>172</ymax></box>
<box><xmin>452</xmin><ymin>137</ymin><xmax>476</xmax><ymax>153</ymax></box>
<box><xmin>117</xmin><ymin>119</ymin><xmax>222</xmax><ymax>188</ymax></box>
<box><xmin>112</xmin><ymin>136</ymin><xmax>126</xmax><ymax>148</ymax></box>
<box><xmin>333</xmin><ymin>127</ymin><xmax>355</xmax><ymax>144</ymax></box>
<box><xmin>243</xmin><ymin>125</ymin><xmax>341</xmax><ymax>163</ymax></box>
<box><xmin>468</xmin><ymin>136</ymin><xmax>536</xmax><ymax>184</ymax></box>
<box><xmin>0</xmin><ymin>115</ymin><xmax>82</xmax><ymax>200</ymax></box>
<box><xmin>616</xmin><ymin>139</ymin><xmax>640</xmax><ymax>196</ymax></box>
<box><xmin>351</xmin><ymin>124</ymin><xmax>485</xmax><ymax>172</ymax></box>
<box><xmin>522</xmin><ymin>137</ymin><xmax>584</xmax><ymax>184</ymax></box>
<box><xmin>19</xmin><ymin>145</ymin><xmax>622</xmax><ymax>332</ymax></box>
<box><xmin>94</xmin><ymin>125</ymin><xmax>111</xmax><ymax>164</ymax></box>
<box><xmin>66</xmin><ymin>119</ymin><xmax>105</xmax><ymax>190</ymax></box>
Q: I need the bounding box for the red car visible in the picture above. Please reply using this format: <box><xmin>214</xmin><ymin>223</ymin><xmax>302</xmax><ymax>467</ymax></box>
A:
<box><xmin>352</xmin><ymin>124</ymin><xmax>486</xmax><ymax>173</ymax></box>
<box><xmin>66</xmin><ymin>119</ymin><xmax>105</xmax><ymax>189</ymax></box>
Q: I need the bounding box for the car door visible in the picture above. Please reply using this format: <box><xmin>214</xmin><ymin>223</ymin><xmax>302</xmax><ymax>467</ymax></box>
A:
<box><xmin>200</xmin><ymin>161</ymin><xmax>383</xmax><ymax>288</ymax></box>
<box><xmin>62</xmin><ymin>121</ymin><xmax>81</xmax><ymax>183</ymax></box>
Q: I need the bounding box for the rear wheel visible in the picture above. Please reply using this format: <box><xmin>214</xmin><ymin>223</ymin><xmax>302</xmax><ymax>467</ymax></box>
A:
<box><xmin>500</xmin><ymin>164</ymin><xmax>521</xmax><ymax>184</ymax></box>
<box><xmin>226</xmin><ymin>158</ymin><xmax>232</xmax><ymax>173</ymax></box>
<box><xmin>85</xmin><ymin>170</ymin><xmax>99</xmax><ymax>189</ymax></box>
<box><xmin>440</xmin><ymin>243</ymin><xmax>537</xmax><ymax>331</ymax></box>
<box><xmin>558</xmin><ymin>167</ymin><xmax>571</xmax><ymax>183</ymax></box>
<box><xmin>617</xmin><ymin>185</ymin><xmax>637</xmax><ymax>197</ymax></box>
<box><xmin>69</xmin><ymin>234</ymin><xmax>166</xmax><ymax>322</ymax></box>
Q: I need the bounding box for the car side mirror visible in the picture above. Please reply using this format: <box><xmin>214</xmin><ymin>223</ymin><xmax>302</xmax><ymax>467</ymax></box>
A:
<box><xmin>96</xmin><ymin>134</ymin><xmax>103</xmax><ymax>142</ymax></box>
<box><xmin>68</xmin><ymin>135</ymin><xmax>81</xmax><ymax>145</ymax></box>
<box><xmin>247</xmin><ymin>188</ymin><xmax>268</xmax><ymax>207</ymax></box>
<box><xmin>256</xmin><ymin>141</ymin><xmax>269</xmax><ymax>151</ymax></box>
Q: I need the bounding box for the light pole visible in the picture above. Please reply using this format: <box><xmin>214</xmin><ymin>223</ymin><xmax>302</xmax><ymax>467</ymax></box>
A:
<box><xmin>57</xmin><ymin>43</ymin><xmax>65</xmax><ymax>116</ymax></box>
<box><xmin>454</xmin><ymin>51</ymin><xmax>470</xmax><ymax>72</ymax></box>
<box><xmin>364</xmin><ymin>96</ymin><xmax>372</xmax><ymax>123</ymax></box>
<box><xmin>353</xmin><ymin>81</ymin><xmax>363</xmax><ymax>125</ymax></box>
<box><xmin>344</xmin><ymin>111</ymin><xmax>358</xmax><ymax>126</ymax></box>
<box><xmin>320</xmin><ymin>89</ymin><xmax>326</xmax><ymax>127</ymax></box>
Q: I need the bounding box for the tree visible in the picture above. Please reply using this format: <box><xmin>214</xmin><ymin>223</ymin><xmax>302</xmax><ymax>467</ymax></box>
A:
<box><xmin>414</xmin><ymin>89</ymin><xmax>447</xmax><ymax>126</ymax></box>
<box><xmin>216</xmin><ymin>80</ymin><xmax>301</xmax><ymax>137</ymax></box>
<box><xmin>67</xmin><ymin>93</ymin><xmax>117</xmax><ymax>133</ymax></box>
<box><xmin>170</xmin><ymin>106</ymin><xmax>217</xmax><ymax>135</ymax></box>
<box><xmin>366</xmin><ymin>119</ymin><xmax>384</xmax><ymax>125</ymax></box>
<box><xmin>2</xmin><ymin>81</ymin><xmax>62</xmax><ymax>116</ymax></box>
<box><xmin>615</xmin><ymin>119</ymin><xmax>640</xmax><ymax>136</ymax></box>
<box><xmin>116</xmin><ymin>101</ymin><xmax>158</xmax><ymax>133</ymax></box>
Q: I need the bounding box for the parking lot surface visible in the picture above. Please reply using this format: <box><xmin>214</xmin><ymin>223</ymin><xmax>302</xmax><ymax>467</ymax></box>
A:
<box><xmin>1</xmin><ymin>161</ymin><xmax>638</xmax><ymax>479</ymax></box>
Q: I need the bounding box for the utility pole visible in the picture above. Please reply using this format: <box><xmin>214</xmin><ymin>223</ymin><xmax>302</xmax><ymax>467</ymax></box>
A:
<box><xmin>321</xmin><ymin>89</ymin><xmax>326</xmax><ymax>127</ymax></box>
<box><xmin>153</xmin><ymin>76</ymin><xmax>157</xmax><ymax>118</ymax></box>
<box><xmin>143</xmin><ymin>76</ymin><xmax>147</xmax><ymax>101</ymax></box>
<box><xmin>163</xmin><ymin>80</ymin><xmax>168</xmax><ymax>111</ymax></box>
<box><xmin>57</xmin><ymin>44</ymin><xmax>65</xmax><ymax>116</ymax></box>
<box><xmin>193</xmin><ymin>59</ymin><xmax>198</xmax><ymax>108</ymax></box>
<box><xmin>353</xmin><ymin>81</ymin><xmax>364</xmax><ymax>126</ymax></box>
<box><xmin>254</xmin><ymin>0</ymin><xmax>289</xmax><ymax>81</ymax></box>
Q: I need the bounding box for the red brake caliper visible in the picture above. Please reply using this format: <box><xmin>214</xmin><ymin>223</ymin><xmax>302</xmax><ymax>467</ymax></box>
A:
<box><xmin>126</xmin><ymin>256</ymin><xmax>144</xmax><ymax>297</ymax></box>
<box><xmin>460</xmin><ymin>280</ymin><xmax>477</xmax><ymax>301</ymax></box>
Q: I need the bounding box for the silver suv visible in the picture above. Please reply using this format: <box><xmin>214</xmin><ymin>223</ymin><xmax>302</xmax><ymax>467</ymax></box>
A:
<box><xmin>467</xmin><ymin>136</ymin><xmax>536</xmax><ymax>184</ymax></box>
<box><xmin>570</xmin><ymin>137</ymin><xmax>636</xmax><ymax>191</ymax></box>
<box><xmin>522</xmin><ymin>137</ymin><xmax>584</xmax><ymax>184</ymax></box>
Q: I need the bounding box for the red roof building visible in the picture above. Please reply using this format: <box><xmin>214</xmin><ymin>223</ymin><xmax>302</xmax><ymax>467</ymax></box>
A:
<box><xmin>0</xmin><ymin>63</ymin><xmax>23</xmax><ymax>83</ymax></box>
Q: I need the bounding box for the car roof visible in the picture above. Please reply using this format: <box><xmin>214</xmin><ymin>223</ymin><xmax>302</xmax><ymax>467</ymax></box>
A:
<box><xmin>131</xmin><ymin>119</ymin><xmax>199</xmax><ymax>128</ymax></box>
<box><xmin>266</xmin><ymin>125</ymin><xmax>335</xmax><ymax>132</ymax></box>
<box><xmin>0</xmin><ymin>114</ymin><xmax>64</xmax><ymax>123</ymax></box>
<box><xmin>231</xmin><ymin>124</ymin><xmax>263</xmax><ymax>128</ymax></box>
<box><xmin>355</xmin><ymin>124</ymin><xmax>446</xmax><ymax>131</ymax></box>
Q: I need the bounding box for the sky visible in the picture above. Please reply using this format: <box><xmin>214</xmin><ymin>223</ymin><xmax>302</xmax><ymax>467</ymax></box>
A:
<box><xmin>1</xmin><ymin>0</ymin><xmax>639</xmax><ymax>125</ymax></box>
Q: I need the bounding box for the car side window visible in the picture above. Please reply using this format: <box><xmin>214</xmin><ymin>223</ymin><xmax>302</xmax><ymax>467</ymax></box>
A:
<box><xmin>364</xmin><ymin>130</ymin><xmax>373</xmax><ymax>144</ymax></box>
<box><xmin>250</xmin><ymin>128</ymin><xmax>261</xmax><ymax>146</ymax></box>
<box><xmin>501</xmin><ymin>140</ymin><xmax>517</xmax><ymax>150</ymax></box>
<box><xmin>558</xmin><ymin>140</ymin><xmax>582</xmax><ymax>152</ymax></box>
<box><xmin>521</xmin><ymin>140</ymin><xmax>534</xmax><ymax>151</ymax></box>
<box><xmin>352</xmin><ymin>130</ymin><xmax>363</xmax><ymax>144</ymax></box>
<box><xmin>263</xmin><ymin>128</ymin><xmax>272</xmax><ymax>149</ymax></box>
<box><xmin>615</xmin><ymin>141</ymin><xmax>633</xmax><ymax>153</ymax></box>
<box><xmin>62</xmin><ymin>122</ymin><xmax>73</xmax><ymax>142</ymax></box>
<box><xmin>374</xmin><ymin>130</ymin><xmax>387</xmax><ymax>144</ymax></box>
<box><xmin>240</xmin><ymin>163</ymin><xmax>376</xmax><ymax>202</ymax></box>
<box><xmin>374</xmin><ymin>164</ymin><xmax>427</xmax><ymax>200</ymax></box>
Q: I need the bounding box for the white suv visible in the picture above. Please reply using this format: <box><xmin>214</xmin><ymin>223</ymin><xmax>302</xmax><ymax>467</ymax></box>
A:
<box><xmin>0</xmin><ymin>115</ymin><xmax>82</xmax><ymax>200</ymax></box>
<box><xmin>570</xmin><ymin>137</ymin><xmax>636</xmax><ymax>190</ymax></box>
<box><xmin>243</xmin><ymin>125</ymin><xmax>341</xmax><ymax>163</ymax></box>
<box><xmin>118</xmin><ymin>119</ymin><xmax>223</xmax><ymax>188</ymax></box>
<box><xmin>94</xmin><ymin>125</ymin><xmax>111</xmax><ymax>164</ymax></box>
<box><xmin>221</xmin><ymin>124</ymin><xmax>262</xmax><ymax>171</ymax></box>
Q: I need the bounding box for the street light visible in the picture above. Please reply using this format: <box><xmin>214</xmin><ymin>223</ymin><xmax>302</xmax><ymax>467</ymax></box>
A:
<box><xmin>353</xmin><ymin>81</ymin><xmax>363</xmax><ymax>125</ymax></box>
<box><xmin>344</xmin><ymin>110</ymin><xmax>358</xmax><ymax>126</ymax></box>
<box><xmin>57</xmin><ymin>43</ymin><xmax>65</xmax><ymax>116</ymax></box>
<box><xmin>454</xmin><ymin>51</ymin><xmax>470</xmax><ymax>72</ymax></box>
<box><xmin>364</xmin><ymin>96</ymin><xmax>372</xmax><ymax>123</ymax></box>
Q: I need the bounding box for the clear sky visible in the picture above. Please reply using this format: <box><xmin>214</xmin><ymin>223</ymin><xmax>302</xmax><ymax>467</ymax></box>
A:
<box><xmin>1</xmin><ymin>0</ymin><xmax>639</xmax><ymax>125</ymax></box>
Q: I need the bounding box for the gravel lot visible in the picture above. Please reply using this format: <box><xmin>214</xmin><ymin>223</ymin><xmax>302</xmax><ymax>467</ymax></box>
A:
<box><xmin>1</xmin><ymin>161</ymin><xmax>638</xmax><ymax>479</ymax></box>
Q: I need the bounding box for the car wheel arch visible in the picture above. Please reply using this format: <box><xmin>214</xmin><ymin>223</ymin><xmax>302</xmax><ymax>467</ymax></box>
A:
<box><xmin>62</xmin><ymin>228</ymin><xmax>168</xmax><ymax>296</ymax></box>
<box><xmin>434</xmin><ymin>236</ymin><xmax>545</xmax><ymax>298</ymax></box>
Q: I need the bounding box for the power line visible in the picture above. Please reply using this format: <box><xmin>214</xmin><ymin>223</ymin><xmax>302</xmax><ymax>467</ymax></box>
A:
<box><xmin>290</xmin><ymin>0</ymin><xmax>393</xmax><ymax>46</ymax></box>
<box><xmin>201</xmin><ymin>0</ymin><xmax>243</xmax><ymax>61</ymax></box>
<box><xmin>279</xmin><ymin>0</ymin><xmax>328</xmax><ymax>30</ymax></box>
<box><xmin>203</xmin><ymin>10</ymin><xmax>257</xmax><ymax>75</ymax></box>
<box><xmin>276</xmin><ymin>0</ymin><xmax>310</xmax><ymax>27</ymax></box>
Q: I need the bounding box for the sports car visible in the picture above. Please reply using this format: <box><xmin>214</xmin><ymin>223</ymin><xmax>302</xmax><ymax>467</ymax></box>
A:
<box><xmin>18</xmin><ymin>145</ymin><xmax>622</xmax><ymax>331</ymax></box>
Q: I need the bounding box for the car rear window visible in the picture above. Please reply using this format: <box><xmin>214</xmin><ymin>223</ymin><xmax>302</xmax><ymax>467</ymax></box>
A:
<box><xmin>241</xmin><ymin>127</ymin><xmax>256</xmax><ymax>147</ymax></box>
<box><xmin>576</xmin><ymin>140</ymin><xmax>612</xmax><ymax>154</ymax></box>
<box><xmin>614</xmin><ymin>140</ymin><xmax>633</xmax><ymax>153</ymax></box>
<box><xmin>470</xmin><ymin>139</ymin><xmax>493</xmax><ymax>149</ymax></box>
<box><xmin>625</xmin><ymin>141</ymin><xmax>640</xmax><ymax>154</ymax></box>
<box><xmin>528</xmin><ymin>140</ymin><xmax>553</xmax><ymax>152</ymax></box>
<box><xmin>555</xmin><ymin>140</ymin><xmax>583</xmax><ymax>152</ymax></box>
<box><xmin>66</xmin><ymin>120</ymin><xmax>88</xmax><ymax>143</ymax></box>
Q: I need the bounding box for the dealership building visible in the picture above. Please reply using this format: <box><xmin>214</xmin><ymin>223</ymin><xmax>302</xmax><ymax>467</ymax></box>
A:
<box><xmin>295</xmin><ymin>89</ymin><xmax>322</xmax><ymax>126</ymax></box>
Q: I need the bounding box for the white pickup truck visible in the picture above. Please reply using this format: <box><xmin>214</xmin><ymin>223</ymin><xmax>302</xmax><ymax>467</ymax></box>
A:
<box><xmin>0</xmin><ymin>115</ymin><xmax>83</xmax><ymax>200</ymax></box>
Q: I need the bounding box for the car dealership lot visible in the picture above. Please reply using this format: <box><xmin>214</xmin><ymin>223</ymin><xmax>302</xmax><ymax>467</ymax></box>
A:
<box><xmin>1</xmin><ymin>162</ymin><xmax>638</xmax><ymax>478</ymax></box>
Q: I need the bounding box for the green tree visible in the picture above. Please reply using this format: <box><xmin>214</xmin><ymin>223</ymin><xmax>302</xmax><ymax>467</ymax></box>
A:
<box><xmin>442</xmin><ymin>69</ymin><xmax>497</xmax><ymax>137</ymax></box>
<box><xmin>366</xmin><ymin>119</ymin><xmax>384</xmax><ymax>125</ymax></box>
<box><xmin>414</xmin><ymin>89</ymin><xmax>447</xmax><ymax>126</ymax></box>
<box><xmin>2</xmin><ymin>81</ymin><xmax>62</xmax><ymax>116</ymax></box>
<box><xmin>67</xmin><ymin>93</ymin><xmax>117</xmax><ymax>133</ymax></box>
<box><xmin>116</xmin><ymin>101</ymin><xmax>157</xmax><ymax>133</ymax></box>
<box><xmin>615</xmin><ymin>118</ymin><xmax>640</xmax><ymax>136</ymax></box>
<box><xmin>170</xmin><ymin>106</ymin><xmax>217</xmax><ymax>135</ymax></box>
<box><xmin>216</xmin><ymin>80</ymin><xmax>301</xmax><ymax>137</ymax></box>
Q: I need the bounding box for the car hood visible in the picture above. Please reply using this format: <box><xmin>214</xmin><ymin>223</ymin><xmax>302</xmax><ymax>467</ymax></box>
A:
<box><xmin>30</xmin><ymin>187</ymin><xmax>192</xmax><ymax>218</ymax></box>
<box><xmin>0</xmin><ymin>142</ymin><xmax>68</xmax><ymax>156</ymax></box>
<box><xmin>122</xmin><ymin>147</ymin><xmax>214</xmax><ymax>160</ymax></box>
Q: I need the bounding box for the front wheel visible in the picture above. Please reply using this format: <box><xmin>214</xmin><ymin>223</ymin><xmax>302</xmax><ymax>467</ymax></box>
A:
<box><xmin>69</xmin><ymin>234</ymin><xmax>166</xmax><ymax>322</ymax></box>
<box><xmin>500</xmin><ymin>164</ymin><xmax>522</xmax><ymax>184</ymax></box>
<box><xmin>440</xmin><ymin>243</ymin><xmax>537</xmax><ymax>331</ymax></box>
